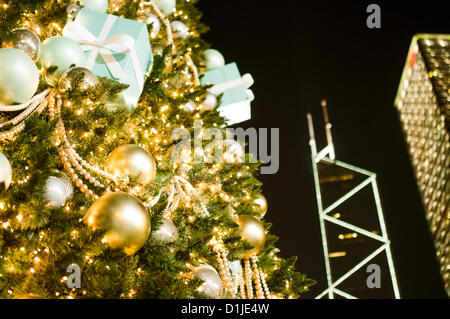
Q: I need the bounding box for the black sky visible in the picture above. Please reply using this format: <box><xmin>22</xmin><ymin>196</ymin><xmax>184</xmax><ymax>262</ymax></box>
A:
<box><xmin>197</xmin><ymin>0</ymin><xmax>449</xmax><ymax>298</ymax></box>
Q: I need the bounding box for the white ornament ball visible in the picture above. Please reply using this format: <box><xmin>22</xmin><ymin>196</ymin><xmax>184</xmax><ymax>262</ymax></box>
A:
<box><xmin>182</xmin><ymin>100</ymin><xmax>196</xmax><ymax>112</ymax></box>
<box><xmin>152</xmin><ymin>217</ymin><xmax>178</xmax><ymax>244</ymax></box>
<box><xmin>81</xmin><ymin>0</ymin><xmax>108</xmax><ymax>13</ymax></box>
<box><xmin>44</xmin><ymin>175</ymin><xmax>73</xmax><ymax>208</ymax></box>
<box><xmin>171</xmin><ymin>21</ymin><xmax>188</xmax><ymax>39</ymax></box>
<box><xmin>0</xmin><ymin>152</ymin><xmax>12</xmax><ymax>192</ymax></box>
<box><xmin>39</xmin><ymin>36</ymin><xmax>85</xmax><ymax>86</ymax></box>
<box><xmin>0</xmin><ymin>48</ymin><xmax>39</xmax><ymax>105</ymax></box>
<box><xmin>139</xmin><ymin>13</ymin><xmax>161</xmax><ymax>38</ymax></box>
<box><xmin>154</xmin><ymin>0</ymin><xmax>176</xmax><ymax>15</ymax></box>
<box><xmin>193</xmin><ymin>265</ymin><xmax>223</xmax><ymax>299</ymax></box>
<box><xmin>203</xmin><ymin>49</ymin><xmax>225</xmax><ymax>70</ymax></box>
<box><xmin>202</xmin><ymin>92</ymin><xmax>217</xmax><ymax>110</ymax></box>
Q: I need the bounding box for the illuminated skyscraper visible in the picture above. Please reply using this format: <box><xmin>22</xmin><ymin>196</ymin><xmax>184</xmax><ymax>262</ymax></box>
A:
<box><xmin>307</xmin><ymin>101</ymin><xmax>400</xmax><ymax>299</ymax></box>
<box><xmin>395</xmin><ymin>34</ymin><xmax>449</xmax><ymax>294</ymax></box>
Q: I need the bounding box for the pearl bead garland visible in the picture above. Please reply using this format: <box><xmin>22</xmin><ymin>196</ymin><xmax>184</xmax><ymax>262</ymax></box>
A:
<box><xmin>259</xmin><ymin>267</ymin><xmax>272</xmax><ymax>299</ymax></box>
<box><xmin>251</xmin><ymin>256</ymin><xmax>264</xmax><ymax>299</ymax></box>
<box><xmin>185</xmin><ymin>54</ymin><xmax>200</xmax><ymax>86</ymax></box>
<box><xmin>229</xmin><ymin>257</ymin><xmax>271</xmax><ymax>299</ymax></box>
<box><xmin>244</xmin><ymin>258</ymin><xmax>254</xmax><ymax>299</ymax></box>
<box><xmin>237</xmin><ymin>268</ymin><xmax>246</xmax><ymax>299</ymax></box>
<box><xmin>49</xmin><ymin>96</ymin><xmax>98</xmax><ymax>200</ymax></box>
<box><xmin>214</xmin><ymin>247</ymin><xmax>235</xmax><ymax>298</ymax></box>
<box><xmin>144</xmin><ymin>1</ymin><xmax>175</xmax><ymax>54</ymax></box>
<box><xmin>0</xmin><ymin>90</ymin><xmax>50</xmax><ymax>140</ymax></box>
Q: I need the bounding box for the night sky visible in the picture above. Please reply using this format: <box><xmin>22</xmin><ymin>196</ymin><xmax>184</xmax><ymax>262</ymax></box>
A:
<box><xmin>197</xmin><ymin>0</ymin><xmax>449</xmax><ymax>298</ymax></box>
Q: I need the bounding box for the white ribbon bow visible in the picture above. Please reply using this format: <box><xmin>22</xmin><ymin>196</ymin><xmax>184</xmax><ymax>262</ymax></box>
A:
<box><xmin>62</xmin><ymin>15</ymin><xmax>144</xmax><ymax>91</ymax></box>
<box><xmin>208</xmin><ymin>73</ymin><xmax>254</xmax><ymax>102</ymax></box>
<box><xmin>208</xmin><ymin>73</ymin><xmax>254</xmax><ymax>95</ymax></box>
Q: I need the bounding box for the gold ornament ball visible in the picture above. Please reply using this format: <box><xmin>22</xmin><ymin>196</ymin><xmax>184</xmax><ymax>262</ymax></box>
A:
<box><xmin>105</xmin><ymin>144</ymin><xmax>156</xmax><ymax>185</ymax></box>
<box><xmin>253</xmin><ymin>194</ymin><xmax>268</xmax><ymax>218</ymax></box>
<box><xmin>85</xmin><ymin>192</ymin><xmax>151</xmax><ymax>255</ymax></box>
<box><xmin>237</xmin><ymin>215</ymin><xmax>266</xmax><ymax>258</ymax></box>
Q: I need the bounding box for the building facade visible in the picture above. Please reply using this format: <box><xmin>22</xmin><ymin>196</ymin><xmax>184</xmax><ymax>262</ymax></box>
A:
<box><xmin>307</xmin><ymin>106</ymin><xmax>400</xmax><ymax>299</ymax></box>
<box><xmin>395</xmin><ymin>34</ymin><xmax>449</xmax><ymax>293</ymax></box>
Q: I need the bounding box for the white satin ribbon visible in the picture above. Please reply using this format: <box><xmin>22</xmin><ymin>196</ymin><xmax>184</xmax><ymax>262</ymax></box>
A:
<box><xmin>246</xmin><ymin>89</ymin><xmax>255</xmax><ymax>102</ymax></box>
<box><xmin>208</xmin><ymin>73</ymin><xmax>254</xmax><ymax>96</ymax></box>
<box><xmin>62</xmin><ymin>15</ymin><xmax>144</xmax><ymax>92</ymax></box>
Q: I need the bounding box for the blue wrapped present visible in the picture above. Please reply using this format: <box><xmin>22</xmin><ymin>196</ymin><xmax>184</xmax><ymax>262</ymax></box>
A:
<box><xmin>201</xmin><ymin>63</ymin><xmax>254</xmax><ymax>125</ymax></box>
<box><xmin>62</xmin><ymin>8</ymin><xmax>153</xmax><ymax>108</ymax></box>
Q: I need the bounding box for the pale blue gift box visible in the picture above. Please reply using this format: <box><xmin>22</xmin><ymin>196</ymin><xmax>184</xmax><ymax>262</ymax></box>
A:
<box><xmin>201</xmin><ymin>63</ymin><xmax>254</xmax><ymax>125</ymax></box>
<box><xmin>67</xmin><ymin>8</ymin><xmax>153</xmax><ymax>108</ymax></box>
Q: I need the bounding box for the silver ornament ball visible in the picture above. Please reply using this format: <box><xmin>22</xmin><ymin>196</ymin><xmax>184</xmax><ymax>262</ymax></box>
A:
<box><xmin>103</xmin><ymin>93</ymin><xmax>128</xmax><ymax>113</ymax></box>
<box><xmin>193</xmin><ymin>265</ymin><xmax>223</xmax><ymax>299</ymax></box>
<box><xmin>171</xmin><ymin>21</ymin><xmax>188</xmax><ymax>39</ymax></box>
<box><xmin>58</xmin><ymin>67</ymin><xmax>99</xmax><ymax>92</ymax></box>
<box><xmin>7</xmin><ymin>29</ymin><xmax>41</xmax><ymax>62</ymax></box>
<box><xmin>152</xmin><ymin>44</ymin><xmax>165</xmax><ymax>56</ymax></box>
<box><xmin>228</xmin><ymin>260</ymin><xmax>242</xmax><ymax>277</ymax></box>
<box><xmin>44</xmin><ymin>175</ymin><xmax>73</xmax><ymax>208</ymax></box>
<box><xmin>152</xmin><ymin>217</ymin><xmax>178</xmax><ymax>245</ymax></box>
<box><xmin>66</xmin><ymin>4</ymin><xmax>81</xmax><ymax>21</ymax></box>
<box><xmin>0</xmin><ymin>152</ymin><xmax>12</xmax><ymax>192</ymax></box>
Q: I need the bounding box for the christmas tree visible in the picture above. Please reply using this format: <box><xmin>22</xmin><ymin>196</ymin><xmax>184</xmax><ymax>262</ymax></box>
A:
<box><xmin>0</xmin><ymin>0</ymin><xmax>315</xmax><ymax>299</ymax></box>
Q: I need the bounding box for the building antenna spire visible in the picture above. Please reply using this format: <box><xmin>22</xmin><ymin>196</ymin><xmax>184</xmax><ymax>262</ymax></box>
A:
<box><xmin>321</xmin><ymin>98</ymin><xmax>335</xmax><ymax>160</ymax></box>
<box><xmin>306</xmin><ymin>113</ymin><xmax>317</xmax><ymax>156</ymax></box>
<box><xmin>306</xmin><ymin>99</ymin><xmax>336</xmax><ymax>162</ymax></box>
